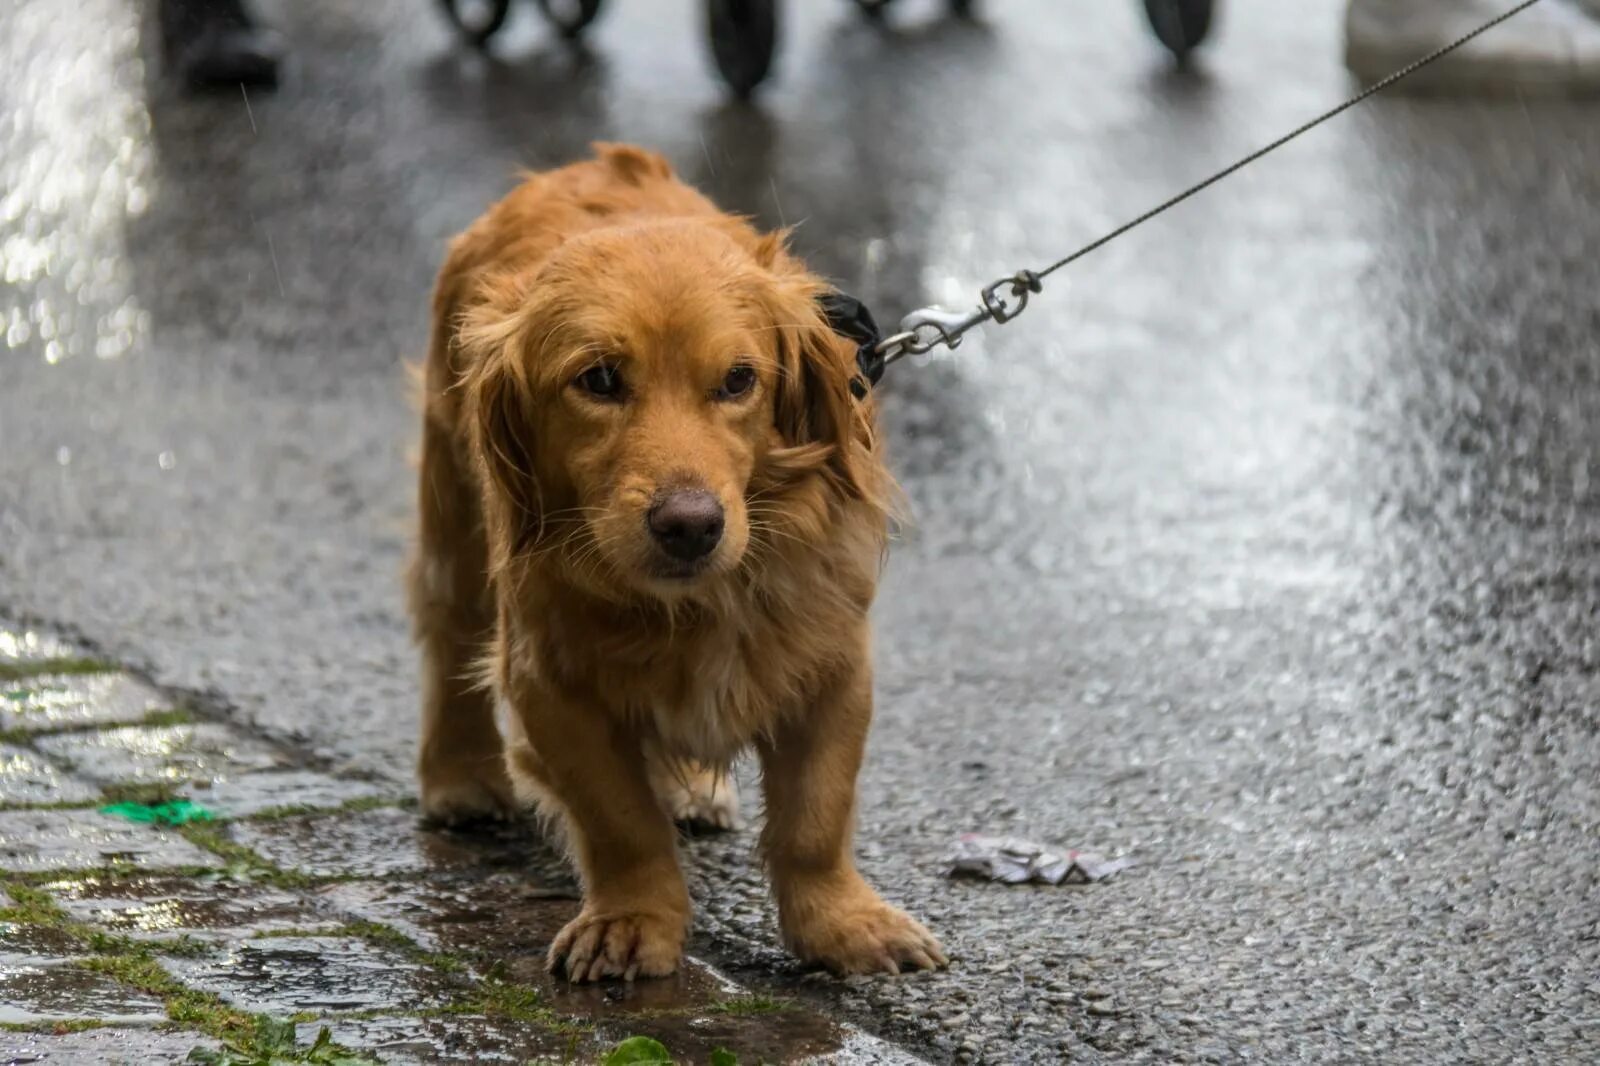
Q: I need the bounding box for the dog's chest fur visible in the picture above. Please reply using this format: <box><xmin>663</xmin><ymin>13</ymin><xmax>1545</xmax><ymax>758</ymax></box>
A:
<box><xmin>530</xmin><ymin>527</ymin><xmax>875</xmax><ymax>764</ymax></box>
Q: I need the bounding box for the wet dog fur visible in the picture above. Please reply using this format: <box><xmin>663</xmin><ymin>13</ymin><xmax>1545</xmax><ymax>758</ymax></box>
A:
<box><xmin>408</xmin><ymin>143</ymin><xmax>945</xmax><ymax>980</ymax></box>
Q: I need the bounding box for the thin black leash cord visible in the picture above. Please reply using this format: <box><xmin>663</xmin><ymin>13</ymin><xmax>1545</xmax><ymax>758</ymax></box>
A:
<box><xmin>852</xmin><ymin>0</ymin><xmax>1545</xmax><ymax>375</ymax></box>
<box><xmin>1034</xmin><ymin>0</ymin><xmax>1543</xmax><ymax>281</ymax></box>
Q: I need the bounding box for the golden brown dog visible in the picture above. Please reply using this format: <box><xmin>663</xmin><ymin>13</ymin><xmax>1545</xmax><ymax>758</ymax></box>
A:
<box><xmin>408</xmin><ymin>143</ymin><xmax>945</xmax><ymax>981</ymax></box>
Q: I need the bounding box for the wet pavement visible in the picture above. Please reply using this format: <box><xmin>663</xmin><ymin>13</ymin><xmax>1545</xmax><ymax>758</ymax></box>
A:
<box><xmin>3</xmin><ymin>0</ymin><xmax>1600</xmax><ymax>1062</ymax></box>
<box><xmin>0</xmin><ymin>645</ymin><xmax>879</xmax><ymax>1063</ymax></box>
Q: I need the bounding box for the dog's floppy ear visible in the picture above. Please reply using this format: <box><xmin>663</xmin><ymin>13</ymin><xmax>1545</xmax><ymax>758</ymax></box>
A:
<box><xmin>459</xmin><ymin>291</ymin><xmax>544</xmax><ymax>557</ymax></box>
<box><xmin>755</xmin><ymin>254</ymin><xmax>882</xmax><ymax>508</ymax></box>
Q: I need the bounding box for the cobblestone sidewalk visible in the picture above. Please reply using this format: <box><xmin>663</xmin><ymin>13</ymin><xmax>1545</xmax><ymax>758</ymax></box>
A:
<box><xmin>0</xmin><ymin>624</ymin><xmax>901</xmax><ymax>1066</ymax></box>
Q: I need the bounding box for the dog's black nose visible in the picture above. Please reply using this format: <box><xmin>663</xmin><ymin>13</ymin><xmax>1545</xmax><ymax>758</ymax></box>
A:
<box><xmin>648</xmin><ymin>490</ymin><xmax>725</xmax><ymax>562</ymax></box>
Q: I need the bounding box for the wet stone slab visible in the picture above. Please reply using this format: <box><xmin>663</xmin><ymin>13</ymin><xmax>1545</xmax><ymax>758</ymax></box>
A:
<box><xmin>233</xmin><ymin>807</ymin><xmax>572</xmax><ymax>880</ymax></box>
<box><xmin>0</xmin><ymin>1026</ymin><xmax>218</xmax><ymax>1065</ymax></box>
<box><xmin>164</xmin><ymin>935</ymin><xmax>460</xmax><ymax>1014</ymax></box>
<box><xmin>0</xmin><ymin>744</ymin><xmax>101</xmax><ymax>806</ymax></box>
<box><xmin>0</xmin><ymin>960</ymin><xmax>167</xmax><ymax>1025</ymax></box>
<box><xmin>0</xmin><ymin>810</ymin><xmax>223</xmax><ymax>874</ymax></box>
<box><xmin>0</xmin><ymin>628</ymin><xmax>75</xmax><ymax>665</ymax></box>
<box><xmin>0</xmin><ymin>673</ymin><xmax>167</xmax><ymax>735</ymax></box>
<box><xmin>191</xmin><ymin>768</ymin><xmax>396</xmax><ymax>819</ymax></box>
<box><xmin>294</xmin><ymin>1015</ymin><xmax>583</xmax><ymax>1065</ymax></box>
<box><xmin>0</xmin><ymin>913</ymin><xmax>81</xmax><ymax>957</ymax></box>
<box><xmin>33</xmin><ymin>723</ymin><xmax>287</xmax><ymax>787</ymax></box>
<box><xmin>49</xmin><ymin>874</ymin><xmax>329</xmax><ymax>942</ymax></box>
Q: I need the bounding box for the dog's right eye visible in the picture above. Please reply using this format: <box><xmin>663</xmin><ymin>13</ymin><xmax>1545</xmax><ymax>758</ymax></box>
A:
<box><xmin>574</xmin><ymin>364</ymin><xmax>624</xmax><ymax>400</ymax></box>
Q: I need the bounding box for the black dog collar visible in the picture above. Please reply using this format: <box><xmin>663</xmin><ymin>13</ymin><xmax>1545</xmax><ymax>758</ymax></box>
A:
<box><xmin>817</xmin><ymin>290</ymin><xmax>885</xmax><ymax>400</ymax></box>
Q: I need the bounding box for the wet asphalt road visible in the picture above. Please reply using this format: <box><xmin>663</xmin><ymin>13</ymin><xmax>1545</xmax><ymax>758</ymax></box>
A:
<box><xmin>4</xmin><ymin>0</ymin><xmax>1600</xmax><ymax>1061</ymax></box>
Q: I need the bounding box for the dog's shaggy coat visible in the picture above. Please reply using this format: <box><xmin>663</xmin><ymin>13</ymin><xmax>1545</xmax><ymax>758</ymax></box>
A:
<box><xmin>409</xmin><ymin>144</ymin><xmax>944</xmax><ymax>980</ymax></box>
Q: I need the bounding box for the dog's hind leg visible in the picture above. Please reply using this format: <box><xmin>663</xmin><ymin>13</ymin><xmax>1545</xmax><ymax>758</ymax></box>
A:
<box><xmin>409</xmin><ymin>359</ymin><xmax>517</xmax><ymax>825</ymax></box>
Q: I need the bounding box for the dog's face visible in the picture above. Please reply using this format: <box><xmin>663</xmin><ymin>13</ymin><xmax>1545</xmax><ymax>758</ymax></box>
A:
<box><xmin>465</xmin><ymin>222</ymin><xmax>870</xmax><ymax>600</ymax></box>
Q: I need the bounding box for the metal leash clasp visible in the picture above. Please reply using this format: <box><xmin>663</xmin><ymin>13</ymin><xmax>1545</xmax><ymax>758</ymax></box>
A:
<box><xmin>876</xmin><ymin>269</ymin><xmax>1043</xmax><ymax>366</ymax></box>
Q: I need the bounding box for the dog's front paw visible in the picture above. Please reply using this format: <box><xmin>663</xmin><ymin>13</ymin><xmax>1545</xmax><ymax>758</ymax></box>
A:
<box><xmin>785</xmin><ymin>893</ymin><xmax>946</xmax><ymax>976</ymax></box>
<box><xmin>418</xmin><ymin>766</ymin><xmax>518</xmax><ymax>827</ymax></box>
<box><xmin>548</xmin><ymin>907</ymin><xmax>686</xmax><ymax>982</ymax></box>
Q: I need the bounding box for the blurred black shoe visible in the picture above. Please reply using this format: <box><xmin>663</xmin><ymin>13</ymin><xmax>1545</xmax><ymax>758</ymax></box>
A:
<box><xmin>159</xmin><ymin>0</ymin><xmax>284</xmax><ymax>91</ymax></box>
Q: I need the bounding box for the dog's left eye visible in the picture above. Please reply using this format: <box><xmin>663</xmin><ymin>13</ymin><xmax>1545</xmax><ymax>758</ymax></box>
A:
<box><xmin>717</xmin><ymin>365</ymin><xmax>757</xmax><ymax>400</ymax></box>
<box><xmin>575</xmin><ymin>364</ymin><xmax>624</xmax><ymax>399</ymax></box>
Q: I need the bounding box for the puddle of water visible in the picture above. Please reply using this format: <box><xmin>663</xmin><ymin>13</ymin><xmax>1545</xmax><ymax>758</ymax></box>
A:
<box><xmin>164</xmin><ymin>935</ymin><xmax>463</xmax><ymax>1015</ymax></box>
<box><xmin>318</xmin><ymin>872</ymin><xmax>850</xmax><ymax>1062</ymax></box>
<box><xmin>0</xmin><ymin>673</ymin><xmax>164</xmax><ymax>734</ymax></box>
<box><xmin>545</xmin><ymin>967</ymin><xmax>739</xmax><ymax>1016</ymax></box>
<box><xmin>34</xmin><ymin>722</ymin><xmax>286</xmax><ymax>786</ymax></box>
<box><xmin>0</xmin><ymin>743</ymin><xmax>100</xmax><ymax>805</ymax></box>
<box><xmin>0</xmin><ymin>809</ymin><xmax>223</xmax><ymax>874</ymax></box>
<box><xmin>0</xmin><ymin>959</ymin><xmax>166</xmax><ymax>1024</ymax></box>
<box><xmin>51</xmin><ymin>874</ymin><xmax>323</xmax><ymax>941</ymax></box>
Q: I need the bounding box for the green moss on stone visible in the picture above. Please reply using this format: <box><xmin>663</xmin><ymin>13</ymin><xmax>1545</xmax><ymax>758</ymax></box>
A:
<box><xmin>0</xmin><ymin>658</ymin><xmax>117</xmax><ymax>683</ymax></box>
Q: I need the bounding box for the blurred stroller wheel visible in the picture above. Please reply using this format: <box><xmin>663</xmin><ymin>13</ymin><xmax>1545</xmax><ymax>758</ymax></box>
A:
<box><xmin>1143</xmin><ymin>0</ymin><xmax>1214</xmax><ymax>59</ymax></box>
<box><xmin>853</xmin><ymin>0</ymin><xmax>974</xmax><ymax>18</ymax></box>
<box><xmin>437</xmin><ymin>0</ymin><xmax>513</xmax><ymax>47</ymax></box>
<box><xmin>534</xmin><ymin>0</ymin><xmax>606</xmax><ymax>38</ymax></box>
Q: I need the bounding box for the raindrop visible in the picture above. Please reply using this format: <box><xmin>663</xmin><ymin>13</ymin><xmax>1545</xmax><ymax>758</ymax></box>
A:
<box><xmin>56</xmin><ymin>446</ymin><xmax>71</xmax><ymax>466</ymax></box>
<box><xmin>158</xmin><ymin>450</ymin><xmax>176</xmax><ymax>471</ymax></box>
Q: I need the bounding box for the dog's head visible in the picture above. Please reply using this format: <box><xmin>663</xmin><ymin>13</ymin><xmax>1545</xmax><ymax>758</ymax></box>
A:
<box><xmin>461</xmin><ymin>220</ymin><xmax>880</xmax><ymax>600</ymax></box>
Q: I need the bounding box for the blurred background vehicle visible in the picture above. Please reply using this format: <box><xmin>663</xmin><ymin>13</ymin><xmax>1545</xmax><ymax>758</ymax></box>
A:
<box><xmin>432</xmin><ymin>0</ymin><xmax>1219</xmax><ymax>96</ymax></box>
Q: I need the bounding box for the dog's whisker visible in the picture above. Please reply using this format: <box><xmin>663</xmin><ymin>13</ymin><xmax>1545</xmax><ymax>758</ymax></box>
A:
<box><xmin>746</xmin><ymin>515</ymin><xmax>810</xmax><ymax>549</ymax></box>
<box><xmin>747</xmin><ymin>523</ymin><xmax>805</xmax><ymax>544</ymax></box>
<box><xmin>563</xmin><ymin>535</ymin><xmax>607</xmax><ymax>578</ymax></box>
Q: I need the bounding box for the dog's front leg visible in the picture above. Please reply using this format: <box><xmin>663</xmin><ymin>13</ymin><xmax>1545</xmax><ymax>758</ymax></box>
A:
<box><xmin>503</xmin><ymin>670</ymin><xmax>689</xmax><ymax>982</ymax></box>
<box><xmin>758</xmin><ymin>636</ymin><xmax>947</xmax><ymax>976</ymax></box>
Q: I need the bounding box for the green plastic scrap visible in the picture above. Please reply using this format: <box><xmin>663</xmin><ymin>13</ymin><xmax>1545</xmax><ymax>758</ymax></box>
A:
<box><xmin>602</xmin><ymin>1037</ymin><xmax>674</xmax><ymax>1065</ymax></box>
<box><xmin>99</xmin><ymin>799</ymin><xmax>215</xmax><ymax>826</ymax></box>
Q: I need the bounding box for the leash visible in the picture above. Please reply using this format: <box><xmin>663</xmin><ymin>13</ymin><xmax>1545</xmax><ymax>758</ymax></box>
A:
<box><xmin>822</xmin><ymin>0</ymin><xmax>1545</xmax><ymax>398</ymax></box>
